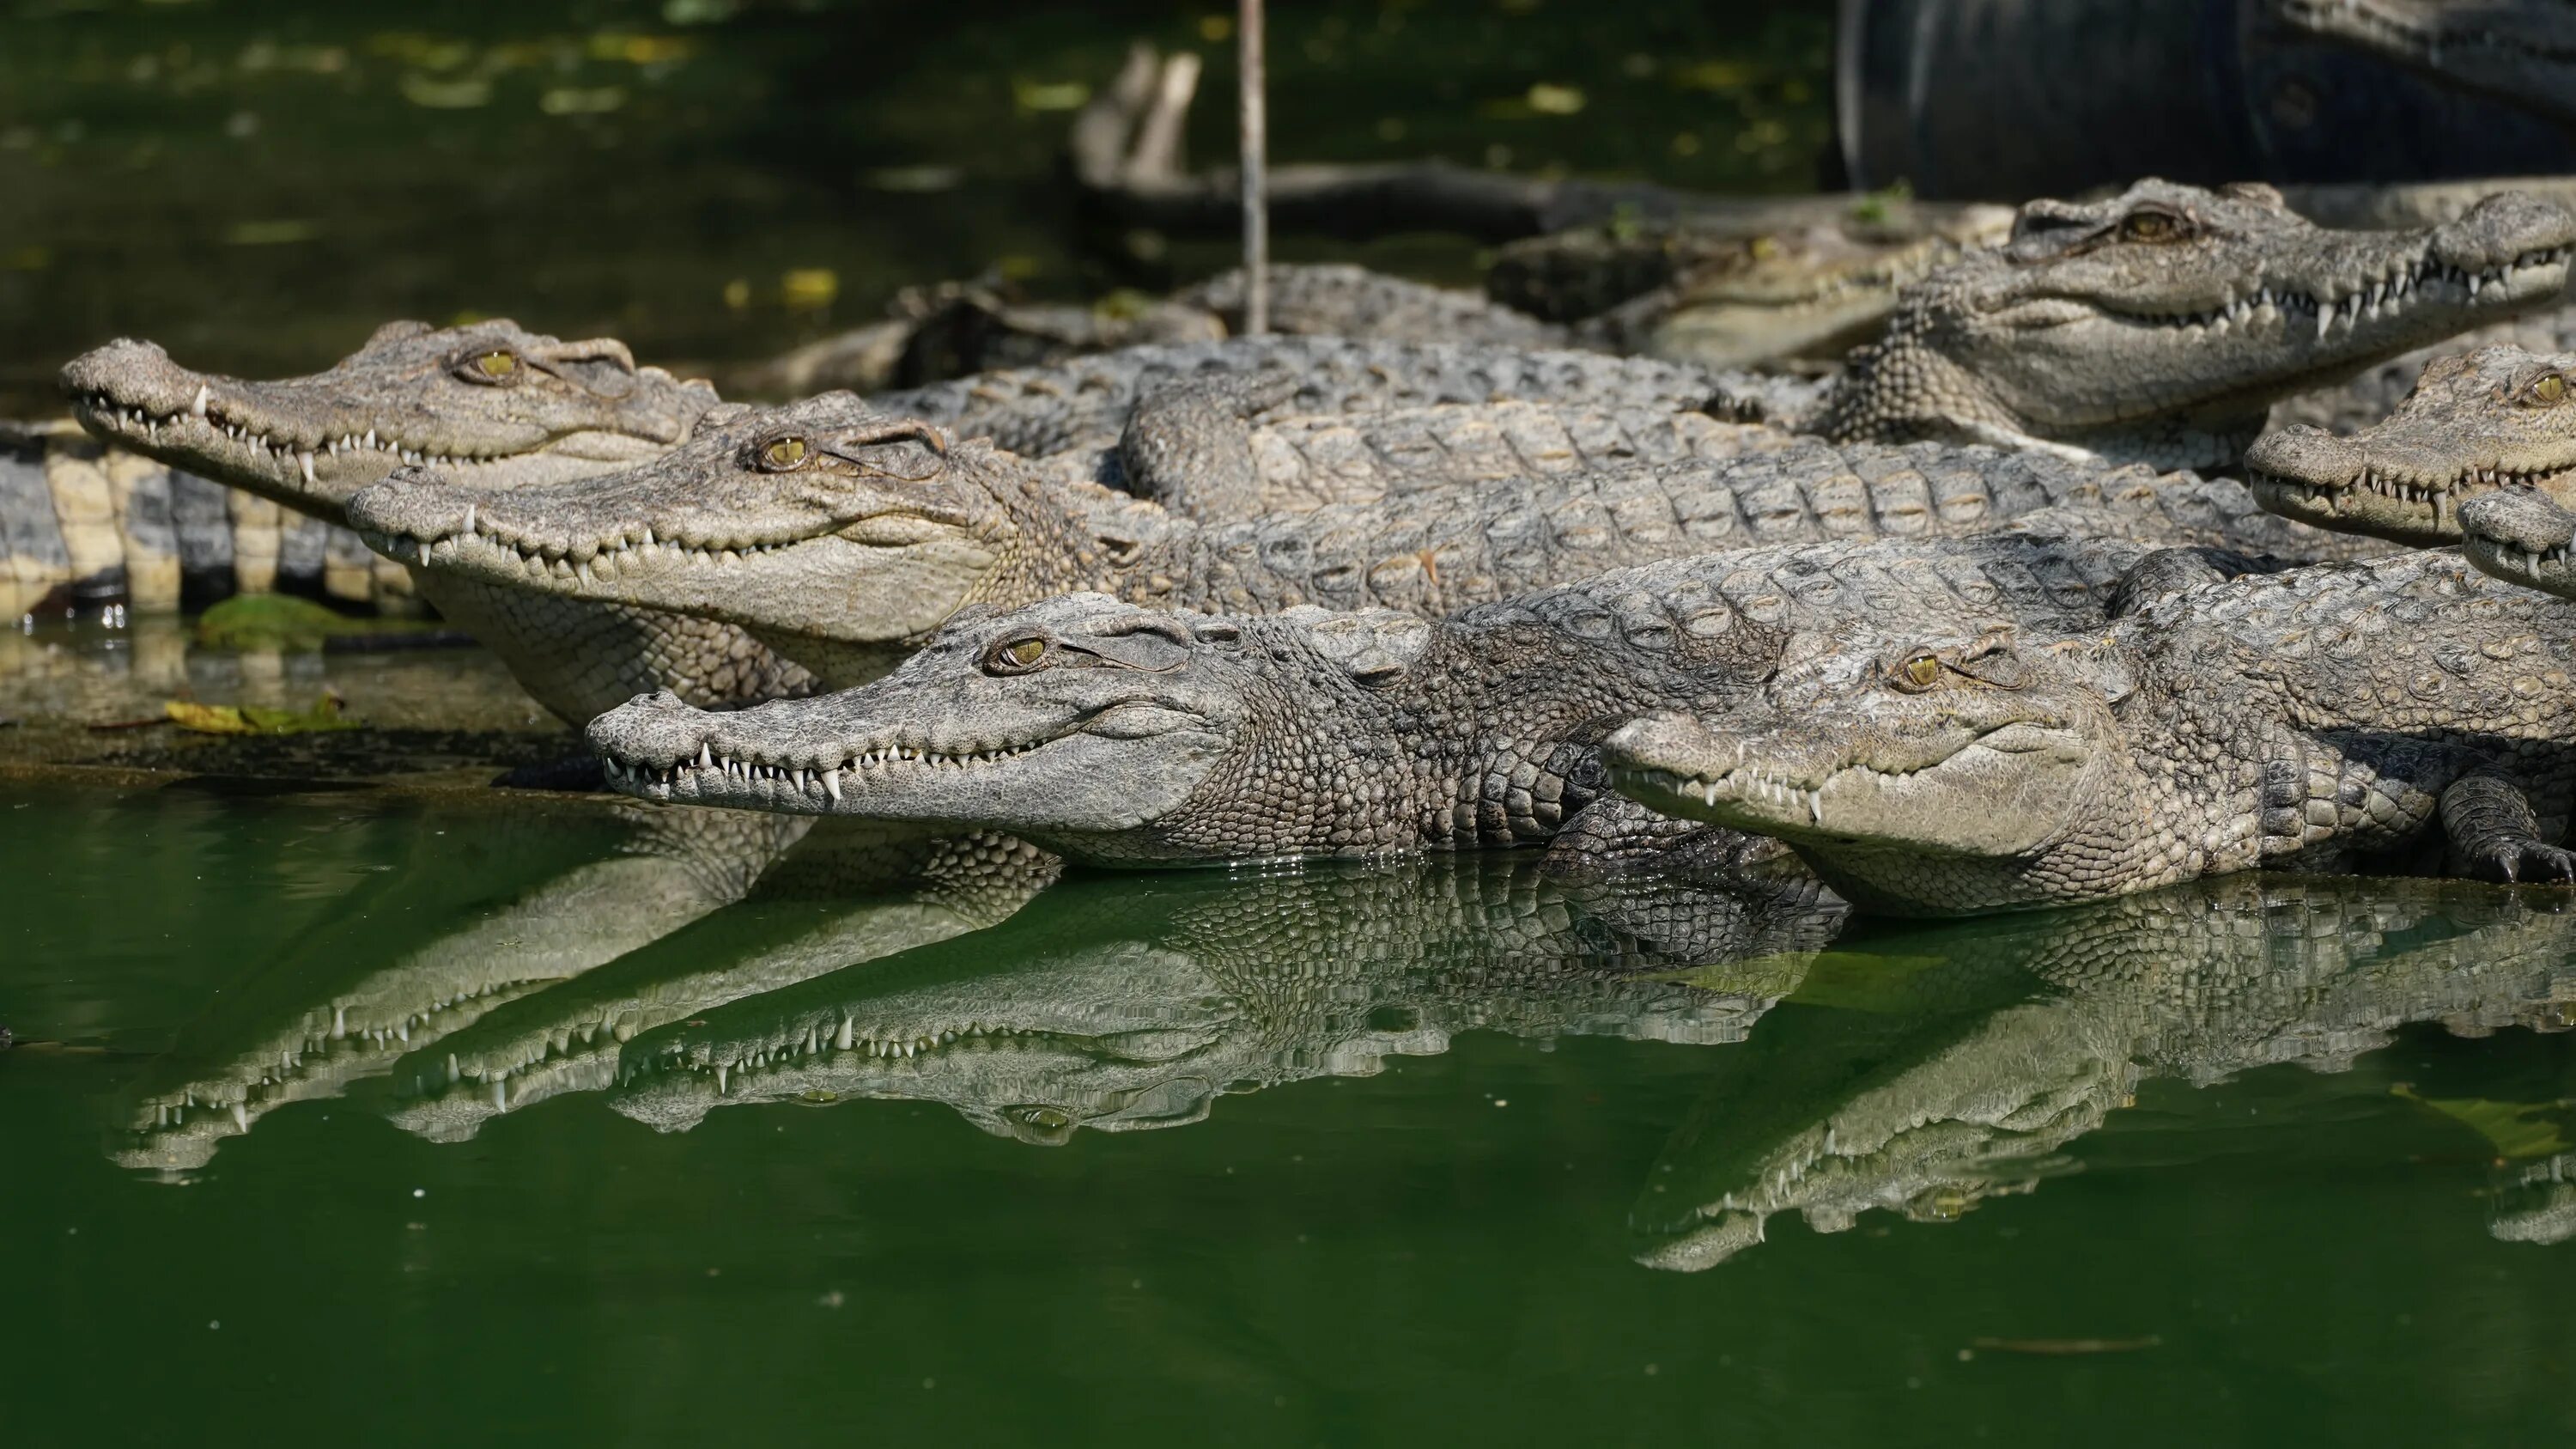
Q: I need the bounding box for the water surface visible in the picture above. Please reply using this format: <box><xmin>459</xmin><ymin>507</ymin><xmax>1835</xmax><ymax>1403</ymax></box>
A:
<box><xmin>5</xmin><ymin>782</ymin><xmax>2573</xmax><ymax>1446</ymax></box>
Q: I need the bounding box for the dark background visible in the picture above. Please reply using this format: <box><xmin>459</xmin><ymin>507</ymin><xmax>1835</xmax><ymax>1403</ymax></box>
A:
<box><xmin>0</xmin><ymin>0</ymin><xmax>1837</xmax><ymax>408</ymax></box>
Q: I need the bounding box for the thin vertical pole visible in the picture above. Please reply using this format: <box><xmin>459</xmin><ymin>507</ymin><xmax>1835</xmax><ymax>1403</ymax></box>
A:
<box><xmin>1238</xmin><ymin>0</ymin><xmax>1269</xmax><ymax>334</ymax></box>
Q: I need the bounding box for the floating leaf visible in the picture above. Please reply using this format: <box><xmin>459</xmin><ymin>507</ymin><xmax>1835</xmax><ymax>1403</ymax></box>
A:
<box><xmin>1527</xmin><ymin>83</ymin><xmax>1586</xmax><ymax>115</ymax></box>
<box><xmin>866</xmin><ymin>165</ymin><xmax>962</xmax><ymax>193</ymax></box>
<box><xmin>1011</xmin><ymin>79</ymin><xmax>1091</xmax><ymax>113</ymax></box>
<box><xmin>2393</xmin><ymin>1085</ymin><xmax>2573</xmax><ymax>1160</ymax></box>
<box><xmin>165</xmin><ymin>694</ymin><xmax>361</xmax><ymax>736</ymax></box>
<box><xmin>539</xmin><ymin>86</ymin><xmax>628</xmax><ymax>115</ymax></box>
<box><xmin>224</xmin><ymin>220</ymin><xmax>318</xmax><ymax>247</ymax></box>
<box><xmin>781</xmin><ymin>268</ymin><xmax>839</xmax><ymax>310</ymax></box>
<box><xmin>399</xmin><ymin>73</ymin><xmax>493</xmax><ymax>109</ymax></box>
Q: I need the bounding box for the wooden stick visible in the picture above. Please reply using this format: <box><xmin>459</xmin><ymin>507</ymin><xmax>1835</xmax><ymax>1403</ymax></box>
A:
<box><xmin>1238</xmin><ymin>0</ymin><xmax>1268</xmax><ymax>333</ymax></box>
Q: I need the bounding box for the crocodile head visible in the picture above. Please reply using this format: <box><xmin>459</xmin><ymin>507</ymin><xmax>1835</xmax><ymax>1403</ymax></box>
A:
<box><xmin>60</xmin><ymin>320</ymin><xmax>719</xmax><ymax>526</ymax></box>
<box><xmin>2459</xmin><ymin>484</ymin><xmax>2576</xmax><ymax>598</ymax></box>
<box><xmin>2268</xmin><ymin>0</ymin><xmax>2576</xmax><ymax>120</ymax></box>
<box><xmin>1604</xmin><ymin>627</ymin><xmax>2124</xmax><ymax>915</ymax></box>
<box><xmin>2249</xmin><ymin>345</ymin><xmax>2576</xmax><ymax>544</ymax></box>
<box><xmin>344</xmin><ymin>391</ymin><xmax>1107</xmax><ymax>687</ymax></box>
<box><xmin>586</xmin><ymin>593</ymin><xmax>1406</xmax><ymax>861</ymax></box>
<box><xmin>1820</xmin><ymin>180</ymin><xmax>2576</xmax><ymax>467</ymax></box>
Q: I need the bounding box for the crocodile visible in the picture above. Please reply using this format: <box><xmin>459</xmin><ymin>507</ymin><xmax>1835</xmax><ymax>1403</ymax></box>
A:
<box><xmin>349</xmin><ymin>389</ymin><xmax>2366</xmax><ymax>696</ymax></box>
<box><xmin>603</xmin><ymin>856</ymin><xmax>1836</xmax><ymax>1142</ymax></box>
<box><xmin>741</xmin><ymin>265</ymin><xmax>1564</xmax><ymax>398</ymax></box>
<box><xmin>580</xmin><ymin>526</ymin><xmax>2290</xmax><ymax>867</ymax></box>
<box><xmin>1795</xmin><ymin>180</ymin><xmax>2576</xmax><ymax>471</ymax></box>
<box><xmin>1631</xmin><ymin>873</ymin><xmax>2576</xmax><ymax>1270</ymax></box>
<box><xmin>57</xmin><ymin>321</ymin><xmax>817</xmax><ymax>722</ymax></box>
<box><xmin>381</xmin><ymin>824</ymin><xmax>1061</xmax><ymax>1142</ymax></box>
<box><xmin>109</xmin><ymin>801</ymin><xmax>807</xmax><ymax>1173</ymax></box>
<box><xmin>2250</xmin><ymin>342</ymin><xmax>2576</xmax><ymax>544</ymax></box>
<box><xmin>1606</xmin><ymin>551</ymin><xmax>2576</xmax><ymax>915</ymax></box>
<box><xmin>870</xmin><ymin>183</ymin><xmax>2576</xmax><ymax>478</ymax></box>
<box><xmin>2266</xmin><ymin>0</ymin><xmax>2576</xmax><ymax>124</ymax></box>
<box><xmin>1490</xmin><ymin>202</ymin><xmax>2020</xmax><ymax>368</ymax></box>
<box><xmin>2263</xmin><ymin>297</ymin><xmax>2576</xmax><ymax>438</ymax></box>
<box><xmin>2493</xmin><ymin>1153</ymin><xmax>2576</xmax><ymax>1245</ymax></box>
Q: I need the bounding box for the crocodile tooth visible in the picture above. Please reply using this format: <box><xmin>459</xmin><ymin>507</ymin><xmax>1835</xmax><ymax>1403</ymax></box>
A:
<box><xmin>2313</xmin><ymin>301</ymin><xmax>2334</xmax><ymax>340</ymax></box>
<box><xmin>191</xmin><ymin>385</ymin><xmax>210</xmax><ymax>419</ymax></box>
<box><xmin>822</xmin><ymin>768</ymin><xmax>842</xmax><ymax>801</ymax></box>
<box><xmin>299</xmin><ymin>450</ymin><xmax>318</xmax><ymax>484</ymax></box>
<box><xmin>463</xmin><ymin>502</ymin><xmax>476</xmax><ymax>534</ymax></box>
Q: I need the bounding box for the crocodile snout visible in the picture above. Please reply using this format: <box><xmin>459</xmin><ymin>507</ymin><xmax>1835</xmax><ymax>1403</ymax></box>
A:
<box><xmin>59</xmin><ymin>338</ymin><xmax>189</xmax><ymax>411</ymax></box>
<box><xmin>2433</xmin><ymin>190</ymin><xmax>2576</xmax><ymax>274</ymax></box>
<box><xmin>586</xmin><ymin>690</ymin><xmax>706</xmax><ymax>770</ymax></box>
<box><xmin>346</xmin><ymin>466</ymin><xmax>471</xmax><ymax>541</ymax></box>
<box><xmin>2244</xmin><ymin>424</ymin><xmax>2363</xmax><ymax>489</ymax></box>
<box><xmin>2463</xmin><ymin>489</ymin><xmax>2576</xmax><ymax>554</ymax></box>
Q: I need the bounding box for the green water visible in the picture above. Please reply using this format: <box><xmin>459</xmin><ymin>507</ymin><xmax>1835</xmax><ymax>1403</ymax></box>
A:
<box><xmin>5</xmin><ymin>782</ymin><xmax>2575</xmax><ymax>1446</ymax></box>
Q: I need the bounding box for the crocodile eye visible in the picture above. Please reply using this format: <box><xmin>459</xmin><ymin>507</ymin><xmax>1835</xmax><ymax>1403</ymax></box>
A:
<box><xmin>1895</xmin><ymin>653</ymin><xmax>1942</xmax><ymax>690</ymax></box>
<box><xmin>2117</xmin><ymin>209</ymin><xmax>2187</xmax><ymax>244</ymax></box>
<box><xmin>985</xmin><ymin>636</ymin><xmax>1049</xmax><ymax>674</ymax></box>
<box><xmin>757</xmin><ymin>435</ymin><xmax>811</xmax><ymax>471</ymax></box>
<box><xmin>2530</xmin><ymin>374</ymin><xmax>2568</xmax><ymax>406</ymax></box>
<box><xmin>457</xmin><ymin>350</ymin><xmax>525</xmax><ymax>385</ymax></box>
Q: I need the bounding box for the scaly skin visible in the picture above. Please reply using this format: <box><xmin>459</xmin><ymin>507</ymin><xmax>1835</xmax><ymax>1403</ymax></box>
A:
<box><xmin>603</xmin><ymin>857</ymin><xmax>1835</xmax><ymax>1142</ymax></box>
<box><xmin>1802</xmin><ymin>181</ymin><xmax>2576</xmax><ymax>470</ymax></box>
<box><xmin>1102</xmin><ymin>374</ymin><xmax>1776</xmax><ymax>519</ymax></box>
<box><xmin>56</xmin><ymin>321</ymin><xmax>813</xmax><ymax>721</ymax></box>
<box><xmin>579</xmin><ymin>527</ymin><xmax>2263</xmax><ymax>866</ymax></box>
<box><xmin>864</xmin><ymin>336</ymin><xmax>1732</xmax><ymax>462</ymax></box>
<box><xmin>741</xmin><ymin>265</ymin><xmax>1564</xmax><ymax>397</ymax></box>
<box><xmin>2251</xmin><ymin>343</ymin><xmax>2576</xmax><ymax>543</ymax></box>
<box><xmin>1607</xmin><ymin>551</ymin><xmax>2576</xmax><ymax>915</ymax></box>
<box><xmin>381</xmin><ymin>824</ymin><xmax>1061</xmax><ymax>1143</ymax></box>
<box><xmin>349</xmin><ymin>390</ymin><xmax>2361</xmax><ymax>694</ymax></box>
<box><xmin>2268</xmin><ymin>0</ymin><xmax>2576</xmax><ymax>124</ymax></box>
<box><xmin>1633</xmin><ymin>874</ymin><xmax>2576</xmax><ymax>1269</ymax></box>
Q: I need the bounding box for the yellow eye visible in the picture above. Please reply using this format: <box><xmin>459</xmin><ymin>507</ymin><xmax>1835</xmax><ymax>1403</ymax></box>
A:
<box><xmin>2119</xmin><ymin>210</ymin><xmax>2181</xmax><ymax>243</ymax></box>
<box><xmin>2533</xmin><ymin>374</ymin><xmax>2567</xmax><ymax>405</ymax></box>
<box><xmin>760</xmin><ymin>436</ymin><xmax>810</xmax><ymax>470</ymax></box>
<box><xmin>1901</xmin><ymin>654</ymin><xmax>1941</xmax><ymax>689</ymax></box>
<box><xmin>990</xmin><ymin>636</ymin><xmax>1048</xmax><ymax>672</ymax></box>
<box><xmin>474</xmin><ymin>350</ymin><xmax>519</xmax><ymax>379</ymax></box>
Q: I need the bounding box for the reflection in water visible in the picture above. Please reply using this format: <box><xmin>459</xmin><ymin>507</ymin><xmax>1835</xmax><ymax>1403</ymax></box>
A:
<box><xmin>109</xmin><ymin>803</ymin><xmax>809</xmax><ymax>1172</ymax></box>
<box><xmin>1630</xmin><ymin>876</ymin><xmax>2576</xmax><ymax>1270</ymax></box>
<box><xmin>606</xmin><ymin>858</ymin><xmax>1842</xmax><ymax>1144</ymax></box>
<box><xmin>385</xmin><ymin>825</ymin><xmax>1061</xmax><ymax>1141</ymax></box>
<box><xmin>2495</xmin><ymin>1155</ymin><xmax>2576</xmax><ymax>1245</ymax></box>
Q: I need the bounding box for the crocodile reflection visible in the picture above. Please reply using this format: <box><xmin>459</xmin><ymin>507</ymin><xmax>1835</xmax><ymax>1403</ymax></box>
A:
<box><xmin>384</xmin><ymin>825</ymin><xmax>1060</xmax><ymax>1141</ymax></box>
<box><xmin>1631</xmin><ymin>876</ymin><xmax>2576</xmax><ymax>1270</ymax></box>
<box><xmin>109</xmin><ymin>803</ymin><xmax>810</xmax><ymax>1172</ymax></box>
<box><xmin>606</xmin><ymin>858</ymin><xmax>1845</xmax><ymax>1142</ymax></box>
<box><xmin>2494</xmin><ymin>1154</ymin><xmax>2576</xmax><ymax>1245</ymax></box>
